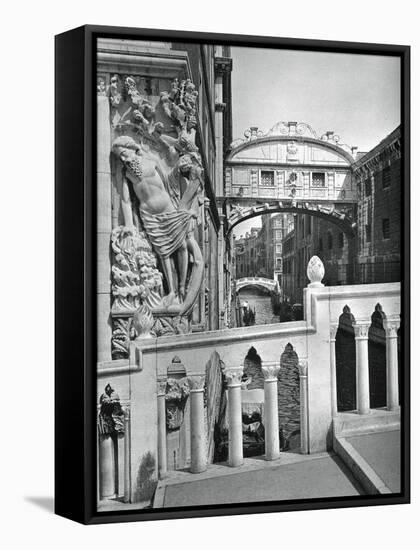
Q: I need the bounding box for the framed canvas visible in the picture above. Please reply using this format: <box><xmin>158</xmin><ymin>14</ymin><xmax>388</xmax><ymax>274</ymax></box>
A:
<box><xmin>55</xmin><ymin>25</ymin><xmax>410</xmax><ymax>524</ymax></box>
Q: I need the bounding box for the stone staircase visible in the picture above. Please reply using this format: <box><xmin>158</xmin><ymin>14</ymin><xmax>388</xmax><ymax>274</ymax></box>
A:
<box><xmin>332</xmin><ymin>408</ymin><xmax>401</xmax><ymax>494</ymax></box>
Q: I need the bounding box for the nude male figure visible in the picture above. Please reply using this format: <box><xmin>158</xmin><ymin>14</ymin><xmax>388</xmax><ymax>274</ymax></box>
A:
<box><xmin>112</xmin><ymin>135</ymin><xmax>202</xmax><ymax>308</ymax></box>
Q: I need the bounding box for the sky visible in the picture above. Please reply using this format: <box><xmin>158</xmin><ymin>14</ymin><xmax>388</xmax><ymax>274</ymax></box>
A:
<box><xmin>230</xmin><ymin>46</ymin><xmax>400</xmax><ymax>238</ymax></box>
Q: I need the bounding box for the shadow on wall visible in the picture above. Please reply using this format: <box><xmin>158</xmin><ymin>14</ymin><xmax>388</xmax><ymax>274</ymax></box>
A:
<box><xmin>133</xmin><ymin>452</ymin><xmax>157</xmax><ymax>503</ymax></box>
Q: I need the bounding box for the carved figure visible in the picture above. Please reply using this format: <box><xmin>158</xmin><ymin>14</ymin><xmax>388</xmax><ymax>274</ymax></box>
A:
<box><xmin>98</xmin><ymin>384</ymin><xmax>125</xmax><ymax>436</ymax></box>
<box><xmin>112</xmin><ymin>136</ymin><xmax>203</xmax><ymax>314</ymax></box>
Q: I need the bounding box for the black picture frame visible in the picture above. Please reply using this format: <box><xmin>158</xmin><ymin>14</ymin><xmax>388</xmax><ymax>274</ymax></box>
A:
<box><xmin>55</xmin><ymin>24</ymin><xmax>410</xmax><ymax>525</ymax></box>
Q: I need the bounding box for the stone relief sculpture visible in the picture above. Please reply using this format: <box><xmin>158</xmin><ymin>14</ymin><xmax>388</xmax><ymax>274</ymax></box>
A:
<box><xmin>106</xmin><ymin>75</ymin><xmax>205</xmax><ymax>354</ymax></box>
<box><xmin>164</xmin><ymin>378</ymin><xmax>190</xmax><ymax>431</ymax></box>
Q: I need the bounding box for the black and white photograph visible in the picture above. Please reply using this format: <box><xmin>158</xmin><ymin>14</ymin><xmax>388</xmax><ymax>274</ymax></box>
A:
<box><xmin>94</xmin><ymin>33</ymin><xmax>407</xmax><ymax>515</ymax></box>
<box><xmin>3</xmin><ymin>0</ymin><xmax>420</xmax><ymax>546</ymax></box>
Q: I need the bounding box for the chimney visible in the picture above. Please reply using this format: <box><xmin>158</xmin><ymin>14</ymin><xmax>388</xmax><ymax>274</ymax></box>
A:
<box><xmin>351</xmin><ymin>146</ymin><xmax>358</xmax><ymax>158</ymax></box>
<box><xmin>326</xmin><ymin>131</ymin><xmax>334</xmax><ymax>142</ymax></box>
<box><xmin>288</xmin><ymin>121</ymin><xmax>297</xmax><ymax>135</ymax></box>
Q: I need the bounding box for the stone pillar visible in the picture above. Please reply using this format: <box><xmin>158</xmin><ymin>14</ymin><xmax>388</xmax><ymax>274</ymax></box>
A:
<box><xmin>384</xmin><ymin>318</ymin><xmax>400</xmax><ymax>411</ymax></box>
<box><xmin>261</xmin><ymin>362</ymin><xmax>281</xmax><ymax>460</ymax></box>
<box><xmin>188</xmin><ymin>375</ymin><xmax>207</xmax><ymax>473</ymax></box>
<box><xmin>354</xmin><ymin>322</ymin><xmax>371</xmax><ymax>415</ymax></box>
<box><xmin>99</xmin><ymin>434</ymin><xmax>116</xmax><ymax>498</ymax></box>
<box><xmin>123</xmin><ymin>407</ymin><xmax>131</xmax><ymax>503</ymax></box>
<box><xmin>157</xmin><ymin>380</ymin><xmax>168</xmax><ymax>479</ymax></box>
<box><xmin>224</xmin><ymin>366</ymin><xmax>244</xmax><ymax>467</ymax></box>
<box><xmin>97</xmin><ymin>92</ymin><xmax>113</xmax><ymax>362</ymax></box>
<box><xmin>330</xmin><ymin>325</ymin><xmax>338</xmax><ymax>418</ymax></box>
<box><xmin>299</xmin><ymin>360</ymin><xmax>309</xmax><ymax>454</ymax></box>
<box><xmin>218</xmin><ymin>214</ymin><xmax>226</xmax><ymax>329</ymax></box>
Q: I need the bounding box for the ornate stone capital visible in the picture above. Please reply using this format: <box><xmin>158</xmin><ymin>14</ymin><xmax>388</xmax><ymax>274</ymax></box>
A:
<box><xmin>215</xmin><ymin>56</ymin><xmax>233</xmax><ymax>75</ymax></box>
<box><xmin>384</xmin><ymin>317</ymin><xmax>400</xmax><ymax>338</ymax></box>
<box><xmin>330</xmin><ymin>324</ymin><xmax>338</xmax><ymax>341</ymax></box>
<box><xmin>298</xmin><ymin>359</ymin><xmax>308</xmax><ymax>378</ymax></box>
<box><xmin>223</xmin><ymin>366</ymin><xmax>244</xmax><ymax>387</ymax></box>
<box><xmin>157</xmin><ymin>379</ymin><xmax>167</xmax><ymax>397</ymax></box>
<box><xmin>353</xmin><ymin>322</ymin><xmax>370</xmax><ymax>339</ymax></box>
<box><xmin>261</xmin><ymin>362</ymin><xmax>280</xmax><ymax>382</ymax></box>
<box><xmin>188</xmin><ymin>375</ymin><xmax>206</xmax><ymax>392</ymax></box>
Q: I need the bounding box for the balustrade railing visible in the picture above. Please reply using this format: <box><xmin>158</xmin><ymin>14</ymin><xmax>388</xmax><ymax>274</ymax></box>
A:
<box><xmin>97</xmin><ymin>256</ymin><xmax>400</xmax><ymax>503</ymax></box>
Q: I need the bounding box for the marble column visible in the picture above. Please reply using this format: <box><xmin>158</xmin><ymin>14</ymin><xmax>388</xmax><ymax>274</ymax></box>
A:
<box><xmin>384</xmin><ymin>318</ymin><xmax>400</xmax><ymax>411</ymax></box>
<box><xmin>299</xmin><ymin>360</ymin><xmax>309</xmax><ymax>454</ymax></box>
<box><xmin>188</xmin><ymin>375</ymin><xmax>207</xmax><ymax>474</ymax></box>
<box><xmin>354</xmin><ymin>322</ymin><xmax>371</xmax><ymax>415</ymax></box>
<box><xmin>99</xmin><ymin>434</ymin><xmax>116</xmax><ymax>498</ymax></box>
<box><xmin>224</xmin><ymin>366</ymin><xmax>244</xmax><ymax>467</ymax></box>
<box><xmin>123</xmin><ymin>407</ymin><xmax>131</xmax><ymax>503</ymax></box>
<box><xmin>157</xmin><ymin>380</ymin><xmax>168</xmax><ymax>479</ymax></box>
<box><xmin>330</xmin><ymin>325</ymin><xmax>338</xmax><ymax>418</ymax></box>
<box><xmin>262</xmin><ymin>362</ymin><xmax>281</xmax><ymax>460</ymax></box>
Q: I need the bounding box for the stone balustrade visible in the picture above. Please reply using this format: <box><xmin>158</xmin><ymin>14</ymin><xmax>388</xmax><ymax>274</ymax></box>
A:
<box><xmin>97</xmin><ymin>258</ymin><xmax>400</xmax><ymax>503</ymax></box>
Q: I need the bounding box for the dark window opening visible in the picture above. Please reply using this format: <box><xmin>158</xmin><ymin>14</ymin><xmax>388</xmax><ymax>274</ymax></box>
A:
<box><xmin>338</xmin><ymin>232</ymin><xmax>344</xmax><ymax>248</ymax></box>
<box><xmin>365</xmin><ymin>178</ymin><xmax>372</xmax><ymax>197</ymax></box>
<box><xmin>382</xmin><ymin>218</ymin><xmax>390</xmax><ymax>239</ymax></box>
<box><xmin>260</xmin><ymin>170</ymin><xmax>274</xmax><ymax>186</ymax></box>
<box><xmin>328</xmin><ymin>233</ymin><xmax>333</xmax><ymax>250</ymax></box>
<box><xmin>365</xmin><ymin>224</ymin><xmax>372</xmax><ymax>243</ymax></box>
<box><xmin>382</xmin><ymin>166</ymin><xmax>391</xmax><ymax>189</ymax></box>
<box><xmin>312</xmin><ymin>172</ymin><xmax>326</xmax><ymax>187</ymax></box>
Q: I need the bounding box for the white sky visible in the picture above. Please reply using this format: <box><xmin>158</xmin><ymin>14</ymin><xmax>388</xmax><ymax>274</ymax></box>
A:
<box><xmin>230</xmin><ymin>46</ymin><xmax>400</xmax><ymax>238</ymax></box>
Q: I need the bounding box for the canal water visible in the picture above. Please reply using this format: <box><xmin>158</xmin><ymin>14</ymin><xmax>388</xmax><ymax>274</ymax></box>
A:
<box><xmin>237</xmin><ymin>288</ymin><xmax>300</xmax><ymax>452</ymax></box>
<box><xmin>237</xmin><ymin>288</ymin><xmax>280</xmax><ymax>326</ymax></box>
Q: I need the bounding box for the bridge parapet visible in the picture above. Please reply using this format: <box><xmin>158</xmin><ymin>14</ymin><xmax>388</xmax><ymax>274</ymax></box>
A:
<box><xmin>98</xmin><ymin>261</ymin><xmax>400</xmax><ymax>501</ymax></box>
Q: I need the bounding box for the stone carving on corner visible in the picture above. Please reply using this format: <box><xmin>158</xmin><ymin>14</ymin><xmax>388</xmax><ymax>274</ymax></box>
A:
<box><xmin>108</xmin><ymin>76</ymin><xmax>205</xmax><ymax>353</ymax></box>
<box><xmin>110</xmin><ymin>226</ymin><xmax>162</xmax><ymax>358</ymax></box>
<box><xmin>98</xmin><ymin>384</ymin><xmax>125</xmax><ymax>437</ymax></box>
<box><xmin>165</xmin><ymin>378</ymin><xmax>190</xmax><ymax>431</ymax></box>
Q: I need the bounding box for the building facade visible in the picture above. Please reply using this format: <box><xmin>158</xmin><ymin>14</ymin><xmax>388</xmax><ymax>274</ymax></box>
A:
<box><xmin>281</xmin><ymin>126</ymin><xmax>401</xmax><ymax>304</ymax></box>
<box><xmin>233</xmin><ymin>213</ymin><xmax>293</xmax><ymax>283</ymax></box>
<box><xmin>353</xmin><ymin>126</ymin><xmax>401</xmax><ymax>283</ymax></box>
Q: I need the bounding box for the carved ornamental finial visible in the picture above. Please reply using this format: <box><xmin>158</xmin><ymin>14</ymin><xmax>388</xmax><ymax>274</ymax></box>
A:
<box><xmin>132</xmin><ymin>304</ymin><xmax>154</xmax><ymax>339</ymax></box>
<box><xmin>307</xmin><ymin>256</ymin><xmax>325</xmax><ymax>288</ymax></box>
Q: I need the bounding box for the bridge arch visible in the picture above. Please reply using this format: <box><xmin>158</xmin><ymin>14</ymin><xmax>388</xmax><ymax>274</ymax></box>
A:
<box><xmin>235</xmin><ymin>277</ymin><xmax>279</xmax><ymax>293</ymax></box>
<box><xmin>226</xmin><ymin>201</ymin><xmax>356</xmax><ymax>237</ymax></box>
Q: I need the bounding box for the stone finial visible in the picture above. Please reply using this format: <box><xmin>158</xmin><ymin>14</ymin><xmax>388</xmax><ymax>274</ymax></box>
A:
<box><xmin>223</xmin><ymin>366</ymin><xmax>244</xmax><ymax>387</ymax></box>
<box><xmin>261</xmin><ymin>361</ymin><xmax>281</xmax><ymax>381</ymax></box>
<box><xmin>307</xmin><ymin>256</ymin><xmax>325</xmax><ymax>288</ymax></box>
<box><xmin>133</xmin><ymin>304</ymin><xmax>154</xmax><ymax>339</ymax></box>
